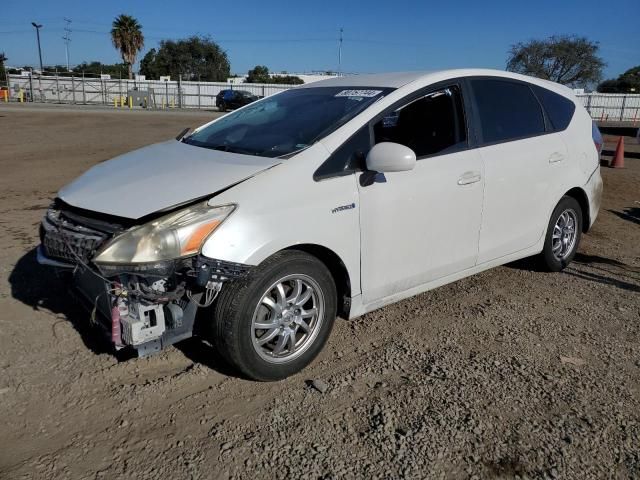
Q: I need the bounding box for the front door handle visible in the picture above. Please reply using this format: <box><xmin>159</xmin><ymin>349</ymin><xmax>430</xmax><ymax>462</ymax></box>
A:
<box><xmin>549</xmin><ymin>152</ymin><xmax>565</xmax><ymax>163</ymax></box>
<box><xmin>457</xmin><ymin>171</ymin><xmax>482</xmax><ymax>185</ymax></box>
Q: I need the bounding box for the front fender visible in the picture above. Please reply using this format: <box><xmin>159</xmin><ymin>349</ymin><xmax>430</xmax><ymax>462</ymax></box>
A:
<box><xmin>200</xmin><ymin>147</ymin><xmax>362</xmax><ymax>295</ymax></box>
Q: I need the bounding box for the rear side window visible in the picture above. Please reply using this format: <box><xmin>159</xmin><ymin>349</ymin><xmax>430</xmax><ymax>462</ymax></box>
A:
<box><xmin>471</xmin><ymin>79</ymin><xmax>545</xmax><ymax>144</ymax></box>
<box><xmin>532</xmin><ymin>85</ymin><xmax>575</xmax><ymax>131</ymax></box>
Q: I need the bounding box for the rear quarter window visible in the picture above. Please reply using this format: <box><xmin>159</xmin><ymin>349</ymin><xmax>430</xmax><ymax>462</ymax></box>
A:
<box><xmin>532</xmin><ymin>85</ymin><xmax>576</xmax><ymax>131</ymax></box>
<box><xmin>471</xmin><ymin>78</ymin><xmax>545</xmax><ymax>144</ymax></box>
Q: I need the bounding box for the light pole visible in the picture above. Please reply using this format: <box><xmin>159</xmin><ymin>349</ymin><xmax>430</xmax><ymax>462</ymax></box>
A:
<box><xmin>63</xmin><ymin>18</ymin><xmax>71</xmax><ymax>71</ymax></box>
<box><xmin>31</xmin><ymin>22</ymin><xmax>43</xmax><ymax>72</ymax></box>
<box><xmin>338</xmin><ymin>27</ymin><xmax>343</xmax><ymax>76</ymax></box>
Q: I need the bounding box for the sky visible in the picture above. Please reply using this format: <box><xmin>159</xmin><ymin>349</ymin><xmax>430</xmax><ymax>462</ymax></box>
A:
<box><xmin>2</xmin><ymin>0</ymin><xmax>638</xmax><ymax>80</ymax></box>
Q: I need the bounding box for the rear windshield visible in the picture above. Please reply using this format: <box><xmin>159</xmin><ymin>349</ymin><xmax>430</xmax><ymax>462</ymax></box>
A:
<box><xmin>185</xmin><ymin>86</ymin><xmax>393</xmax><ymax>158</ymax></box>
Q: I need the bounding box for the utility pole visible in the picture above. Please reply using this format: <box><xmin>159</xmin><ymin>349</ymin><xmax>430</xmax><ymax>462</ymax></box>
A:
<box><xmin>338</xmin><ymin>27</ymin><xmax>343</xmax><ymax>76</ymax></box>
<box><xmin>63</xmin><ymin>17</ymin><xmax>72</xmax><ymax>71</ymax></box>
<box><xmin>31</xmin><ymin>22</ymin><xmax>43</xmax><ymax>73</ymax></box>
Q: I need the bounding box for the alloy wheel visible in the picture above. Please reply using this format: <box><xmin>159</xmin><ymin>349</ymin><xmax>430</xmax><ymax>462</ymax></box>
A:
<box><xmin>251</xmin><ymin>274</ymin><xmax>324</xmax><ymax>364</ymax></box>
<box><xmin>551</xmin><ymin>208</ymin><xmax>578</xmax><ymax>260</ymax></box>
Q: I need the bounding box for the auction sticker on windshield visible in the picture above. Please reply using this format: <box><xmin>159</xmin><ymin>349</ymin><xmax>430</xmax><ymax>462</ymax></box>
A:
<box><xmin>335</xmin><ymin>90</ymin><xmax>382</xmax><ymax>98</ymax></box>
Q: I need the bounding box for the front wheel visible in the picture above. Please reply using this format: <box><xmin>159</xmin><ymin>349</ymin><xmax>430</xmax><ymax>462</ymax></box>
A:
<box><xmin>539</xmin><ymin>196</ymin><xmax>583</xmax><ymax>271</ymax></box>
<box><xmin>211</xmin><ymin>251</ymin><xmax>337</xmax><ymax>381</ymax></box>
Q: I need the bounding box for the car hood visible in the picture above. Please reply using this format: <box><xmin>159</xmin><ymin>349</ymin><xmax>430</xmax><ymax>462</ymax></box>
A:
<box><xmin>58</xmin><ymin>140</ymin><xmax>281</xmax><ymax>219</ymax></box>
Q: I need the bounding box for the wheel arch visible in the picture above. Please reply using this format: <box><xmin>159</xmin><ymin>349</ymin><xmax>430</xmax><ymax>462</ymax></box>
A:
<box><xmin>564</xmin><ymin>187</ymin><xmax>591</xmax><ymax>232</ymax></box>
<box><xmin>282</xmin><ymin>244</ymin><xmax>352</xmax><ymax>319</ymax></box>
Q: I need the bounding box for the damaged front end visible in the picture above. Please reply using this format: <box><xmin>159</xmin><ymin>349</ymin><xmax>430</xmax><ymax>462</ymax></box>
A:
<box><xmin>37</xmin><ymin>200</ymin><xmax>248</xmax><ymax>357</ymax></box>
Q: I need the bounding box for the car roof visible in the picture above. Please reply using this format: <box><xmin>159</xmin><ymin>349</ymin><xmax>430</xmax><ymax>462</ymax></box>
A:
<box><xmin>298</xmin><ymin>69</ymin><xmax>575</xmax><ymax>97</ymax></box>
<box><xmin>298</xmin><ymin>71</ymin><xmax>432</xmax><ymax>89</ymax></box>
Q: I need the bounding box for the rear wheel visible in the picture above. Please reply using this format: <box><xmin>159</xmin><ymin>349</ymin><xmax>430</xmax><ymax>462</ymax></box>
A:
<box><xmin>211</xmin><ymin>251</ymin><xmax>337</xmax><ymax>381</ymax></box>
<box><xmin>539</xmin><ymin>196</ymin><xmax>583</xmax><ymax>271</ymax></box>
<box><xmin>218</xmin><ymin>101</ymin><xmax>226</xmax><ymax>112</ymax></box>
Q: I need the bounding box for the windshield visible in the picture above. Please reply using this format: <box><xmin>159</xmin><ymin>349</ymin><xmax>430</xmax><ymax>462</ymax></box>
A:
<box><xmin>184</xmin><ymin>86</ymin><xmax>393</xmax><ymax>158</ymax></box>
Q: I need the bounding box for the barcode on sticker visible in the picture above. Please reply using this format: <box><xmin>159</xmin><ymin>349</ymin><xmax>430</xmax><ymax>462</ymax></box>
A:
<box><xmin>335</xmin><ymin>90</ymin><xmax>382</xmax><ymax>98</ymax></box>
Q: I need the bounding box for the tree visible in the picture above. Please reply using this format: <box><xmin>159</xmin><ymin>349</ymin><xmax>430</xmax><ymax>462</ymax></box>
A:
<box><xmin>0</xmin><ymin>52</ymin><xmax>6</xmax><ymax>80</ymax></box>
<box><xmin>139</xmin><ymin>49</ymin><xmax>161</xmax><ymax>79</ymax></box>
<box><xmin>597</xmin><ymin>66</ymin><xmax>640</xmax><ymax>93</ymax></box>
<box><xmin>7</xmin><ymin>66</ymin><xmax>32</xmax><ymax>75</ymax></box>
<box><xmin>270</xmin><ymin>74</ymin><xmax>303</xmax><ymax>85</ymax></box>
<box><xmin>506</xmin><ymin>35</ymin><xmax>605</xmax><ymax>87</ymax></box>
<box><xmin>139</xmin><ymin>36</ymin><xmax>230</xmax><ymax>81</ymax></box>
<box><xmin>111</xmin><ymin>14</ymin><xmax>144</xmax><ymax>80</ymax></box>
<box><xmin>245</xmin><ymin>65</ymin><xmax>303</xmax><ymax>84</ymax></box>
<box><xmin>43</xmin><ymin>65</ymin><xmax>70</xmax><ymax>74</ymax></box>
<box><xmin>246</xmin><ymin>65</ymin><xmax>270</xmax><ymax>83</ymax></box>
<box><xmin>73</xmin><ymin>61</ymin><xmax>128</xmax><ymax>77</ymax></box>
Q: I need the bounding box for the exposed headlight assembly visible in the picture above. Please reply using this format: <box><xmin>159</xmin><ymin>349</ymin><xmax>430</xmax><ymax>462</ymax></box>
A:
<box><xmin>94</xmin><ymin>202</ymin><xmax>235</xmax><ymax>267</ymax></box>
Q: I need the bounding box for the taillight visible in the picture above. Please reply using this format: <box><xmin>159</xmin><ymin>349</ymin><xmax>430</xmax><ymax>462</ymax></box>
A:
<box><xmin>594</xmin><ymin>140</ymin><xmax>602</xmax><ymax>154</ymax></box>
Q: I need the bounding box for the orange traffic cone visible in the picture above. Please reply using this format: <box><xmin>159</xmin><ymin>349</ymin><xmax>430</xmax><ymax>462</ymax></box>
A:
<box><xmin>610</xmin><ymin>137</ymin><xmax>625</xmax><ymax>168</ymax></box>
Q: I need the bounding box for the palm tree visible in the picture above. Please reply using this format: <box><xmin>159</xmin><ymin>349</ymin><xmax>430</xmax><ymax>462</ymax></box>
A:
<box><xmin>110</xmin><ymin>14</ymin><xmax>144</xmax><ymax>80</ymax></box>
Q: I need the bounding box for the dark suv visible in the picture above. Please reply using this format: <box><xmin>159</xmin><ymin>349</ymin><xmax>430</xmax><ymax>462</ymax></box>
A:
<box><xmin>216</xmin><ymin>89</ymin><xmax>259</xmax><ymax>111</ymax></box>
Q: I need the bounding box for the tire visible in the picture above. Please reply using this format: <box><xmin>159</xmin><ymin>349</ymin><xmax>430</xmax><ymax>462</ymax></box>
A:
<box><xmin>539</xmin><ymin>196</ymin><xmax>583</xmax><ymax>272</ymax></box>
<box><xmin>218</xmin><ymin>102</ymin><xmax>226</xmax><ymax>112</ymax></box>
<box><xmin>211</xmin><ymin>251</ymin><xmax>337</xmax><ymax>381</ymax></box>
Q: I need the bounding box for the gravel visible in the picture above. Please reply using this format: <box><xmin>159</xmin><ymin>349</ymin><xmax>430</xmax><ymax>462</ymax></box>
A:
<box><xmin>0</xmin><ymin>108</ymin><xmax>638</xmax><ymax>479</ymax></box>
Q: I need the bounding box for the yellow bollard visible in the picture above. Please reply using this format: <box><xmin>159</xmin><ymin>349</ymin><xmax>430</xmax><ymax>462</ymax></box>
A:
<box><xmin>171</xmin><ymin>97</ymin><xmax>175</xmax><ymax>109</ymax></box>
<box><xmin>19</xmin><ymin>90</ymin><xmax>24</xmax><ymax>103</ymax></box>
<box><xmin>162</xmin><ymin>98</ymin><xmax>166</xmax><ymax>110</ymax></box>
<box><xmin>128</xmin><ymin>96</ymin><xmax>133</xmax><ymax>109</ymax></box>
<box><xmin>3</xmin><ymin>91</ymin><xmax>7</xmax><ymax>103</ymax></box>
<box><xmin>114</xmin><ymin>98</ymin><xmax>118</xmax><ymax>108</ymax></box>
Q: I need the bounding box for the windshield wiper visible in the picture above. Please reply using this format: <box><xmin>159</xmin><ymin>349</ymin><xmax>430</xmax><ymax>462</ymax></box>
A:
<box><xmin>176</xmin><ymin>127</ymin><xmax>191</xmax><ymax>141</ymax></box>
<box><xmin>205</xmin><ymin>144</ymin><xmax>258</xmax><ymax>155</ymax></box>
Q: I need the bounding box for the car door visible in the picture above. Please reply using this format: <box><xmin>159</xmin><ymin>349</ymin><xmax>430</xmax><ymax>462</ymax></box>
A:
<box><xmin>469</xmin><ymin>78</ymin><xmax>568</xmax><ymax>264</ymax></box>
<box><xmin>358</xmin><ymin>83</ymin><xmax>485</xmax><ymax>304</ymax></box>
<box><xmin>223</xmin><ymin>90</ymin><xmax>236</xmax><ymax>108</ymax></box>
<box><xmin>227</xmin><ymin>91</ymin><xmax>239</xmax><ymax>108</ymax></box>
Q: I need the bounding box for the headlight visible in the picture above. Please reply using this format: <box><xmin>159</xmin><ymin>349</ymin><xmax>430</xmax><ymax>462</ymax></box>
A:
<box><xmin>94</xmin><ymin>202</ymin><xmax>235</xmax><ymax>265</ymax></box>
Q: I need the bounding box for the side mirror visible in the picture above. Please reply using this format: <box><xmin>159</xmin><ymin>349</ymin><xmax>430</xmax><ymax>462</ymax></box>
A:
<box><xmin>366</xmin><ymin>142</ymin><xmax>416</xmax><ymax>173</ymax></box>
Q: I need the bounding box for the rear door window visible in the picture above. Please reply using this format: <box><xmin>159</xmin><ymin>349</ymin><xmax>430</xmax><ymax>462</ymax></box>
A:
<box><xmin>470</xmin><ymin>79</ymin><xmax>545</xmax><ymax>144</ymax></box>
<box><xmin>531</xmin><ymin>85</ymin><xmax>576</xmax><ymax>131</ymax></box>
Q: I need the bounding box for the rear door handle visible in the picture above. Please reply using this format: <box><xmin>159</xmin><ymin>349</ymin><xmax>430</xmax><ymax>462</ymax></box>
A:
<box><xmin>549</xmin><ymin>152</ymin><xmax>565</xmax><ymax>163</ymax></box>
<box><xmin>457</xmin><ymin>171</ymin><xmax>482</xmax><ymax>185</ymax></box>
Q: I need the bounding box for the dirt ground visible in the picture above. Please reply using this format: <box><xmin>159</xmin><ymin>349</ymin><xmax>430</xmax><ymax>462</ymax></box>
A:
<box><xmin>0</xmin><ymin>105</ymin><xmax>638</xmax><ymax>480</ymax></box>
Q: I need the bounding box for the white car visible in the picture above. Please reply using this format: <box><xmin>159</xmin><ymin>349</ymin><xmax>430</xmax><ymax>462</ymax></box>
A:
<box><xmin>38</xmin><ymin>69</ymin><xmax>603</xmax><ymax>380</ymax></box>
